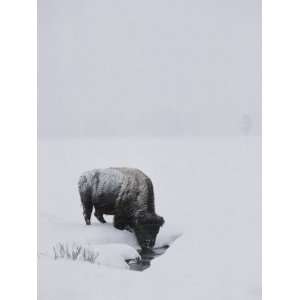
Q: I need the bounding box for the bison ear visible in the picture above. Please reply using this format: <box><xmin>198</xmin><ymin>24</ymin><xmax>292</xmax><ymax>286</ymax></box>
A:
<box><xmin>157</xmin><ymin>215</ymin><xmax>165</xmax><ymax>227</ymax></box>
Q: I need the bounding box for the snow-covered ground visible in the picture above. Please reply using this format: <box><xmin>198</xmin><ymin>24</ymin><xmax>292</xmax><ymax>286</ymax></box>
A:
<box><xmin>38</xmin><ymin>137</ymin><xmax>261</xmax><ymax>300</ymax></box>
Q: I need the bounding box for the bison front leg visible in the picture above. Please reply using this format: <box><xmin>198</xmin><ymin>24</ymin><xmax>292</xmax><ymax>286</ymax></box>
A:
<box><xmin>113</xmin><ymin>215</ymin><xmax>129</xmax><ymax>230</ymax></box>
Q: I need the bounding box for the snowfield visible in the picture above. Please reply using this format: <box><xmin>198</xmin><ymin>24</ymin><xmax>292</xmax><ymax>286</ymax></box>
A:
<box><xmin>38</xmin><ymin>137</ymin><xmax>261</xmax><ymax>300</ymax></box>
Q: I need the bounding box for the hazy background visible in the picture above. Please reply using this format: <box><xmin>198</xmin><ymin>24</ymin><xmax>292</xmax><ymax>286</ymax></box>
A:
<box><xmin>38</xmin><ymin>0</ymin><xmax>261</xmax><ymax>138</ymax></box>
<box><xmin>38</xmin><ymin>2</ymin><xmax>261</xmax><ymax>298</ymax></box>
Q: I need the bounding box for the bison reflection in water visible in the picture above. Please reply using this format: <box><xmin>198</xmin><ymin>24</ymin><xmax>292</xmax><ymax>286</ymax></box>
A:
<box><xmin>127</xmin><ymin>246</ymin><xmax>170</xmax><ymax>271</ymax></box>
<box><xmin>78</xmin><ymin>168</ymin><xmax>165</xmax><ymax>250</ymax></box>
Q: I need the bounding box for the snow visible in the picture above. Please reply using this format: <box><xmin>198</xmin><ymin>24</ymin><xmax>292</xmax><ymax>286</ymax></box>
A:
<box><xmin>39</xmin><ymin>213</ymin><xmax>180</xmax><ymax>263</ymax></box>
<box><xmin>38</xmin><ymin>137</ymin><xmax>261</xmax><ymax>300</ymax></box>
<box><xmin>92</xmin><ymin>243</ymin><xmax>140</xmax><ymax>269</ymax></box>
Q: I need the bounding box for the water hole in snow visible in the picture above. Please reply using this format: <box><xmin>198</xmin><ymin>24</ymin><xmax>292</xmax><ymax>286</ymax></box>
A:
<box><xmin>126</xmin><ymin>245</ymin><xmax>169</xmax><ymax>271</ymax></box>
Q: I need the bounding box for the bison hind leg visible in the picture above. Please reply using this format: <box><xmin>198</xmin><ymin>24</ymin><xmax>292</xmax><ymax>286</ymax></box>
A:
<box><xmin>82</xmin><ymin>201</ymin><xmax>93</xmax><ymax>225</ymax></box>
<box><xmin>80</xmin><ymin>192</ymin><xmax>93</xmax><ymax>225</ymax></box>
<box><xmin>94</xmin><ymin>207</ymin><xmax>106</xmax><ymax>223</ymax></box>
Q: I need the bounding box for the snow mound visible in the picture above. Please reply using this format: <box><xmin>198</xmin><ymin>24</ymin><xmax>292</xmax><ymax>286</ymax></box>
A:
<box><xmin>91</xmin><ymin>243</ymin><xmax>141</xmax><ymax>269</ymax></box>
<box><xmin>40</xmin><ymin>213</ymin><xmax>181</xmax><ymax>270</ymax></box>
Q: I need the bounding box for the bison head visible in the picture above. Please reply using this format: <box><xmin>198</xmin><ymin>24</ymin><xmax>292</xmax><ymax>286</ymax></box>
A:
<box><xmin>133</xmin><ymin>213</ymin><xmax>165</xmax><ymax>249</ymax></box>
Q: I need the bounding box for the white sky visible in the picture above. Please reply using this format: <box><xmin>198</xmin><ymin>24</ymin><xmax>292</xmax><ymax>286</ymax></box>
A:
<box><xmin>38</xmin><ymin>0</ymin><xmax>261</xmax><ymax>138</ymax></box>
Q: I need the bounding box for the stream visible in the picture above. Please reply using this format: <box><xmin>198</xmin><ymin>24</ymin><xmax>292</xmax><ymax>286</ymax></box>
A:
<box><xmin>126</xmin><ymin>245</ymin><xmax>169</xmax><ymax>271</ymax></box>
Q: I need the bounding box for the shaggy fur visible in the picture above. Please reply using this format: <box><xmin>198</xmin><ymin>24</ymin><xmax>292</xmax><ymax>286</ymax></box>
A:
<box><xmin>78</xmin><ymin>168</ymin><xmax>165</xmax><ymax>249</ymax></box>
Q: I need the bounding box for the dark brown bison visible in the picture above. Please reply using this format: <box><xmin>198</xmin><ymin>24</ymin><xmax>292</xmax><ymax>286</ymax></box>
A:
<box><xmin>78</xmin><ymin>168</ymin><xmax>165</xmax><ymax>249</ymax></box>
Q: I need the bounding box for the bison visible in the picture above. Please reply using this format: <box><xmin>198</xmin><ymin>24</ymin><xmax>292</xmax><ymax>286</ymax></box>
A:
<box><xmin>78</xmin><ymin>168</ymin><xmax>165</xmax><ymax>249</ymax></box>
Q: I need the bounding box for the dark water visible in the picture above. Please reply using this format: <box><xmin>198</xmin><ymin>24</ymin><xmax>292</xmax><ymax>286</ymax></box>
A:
<box><xmin>126</xmin><ymin>246</ymin><xmax>169</xmax><ymax>271</ymax></box>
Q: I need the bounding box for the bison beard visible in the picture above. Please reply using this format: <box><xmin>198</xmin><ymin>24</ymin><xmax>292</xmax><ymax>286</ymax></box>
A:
<box><xmin>78</xmin><ymin>168</ymin><xmax>165</xmax><ymax>249</ymax></box>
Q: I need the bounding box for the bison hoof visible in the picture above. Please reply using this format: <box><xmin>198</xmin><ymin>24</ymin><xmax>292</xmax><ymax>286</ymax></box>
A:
<box><xmin>125</xmin><ymin>225</ymin><xmax>133</xmax><ymax>232</ymax></box>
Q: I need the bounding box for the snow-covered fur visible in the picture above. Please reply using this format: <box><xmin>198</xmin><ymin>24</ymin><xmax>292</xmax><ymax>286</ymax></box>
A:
<box><xmin>78</xmin><ymin>168</ymin><xmax>165</xmax><ymax>249</ymax></box>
